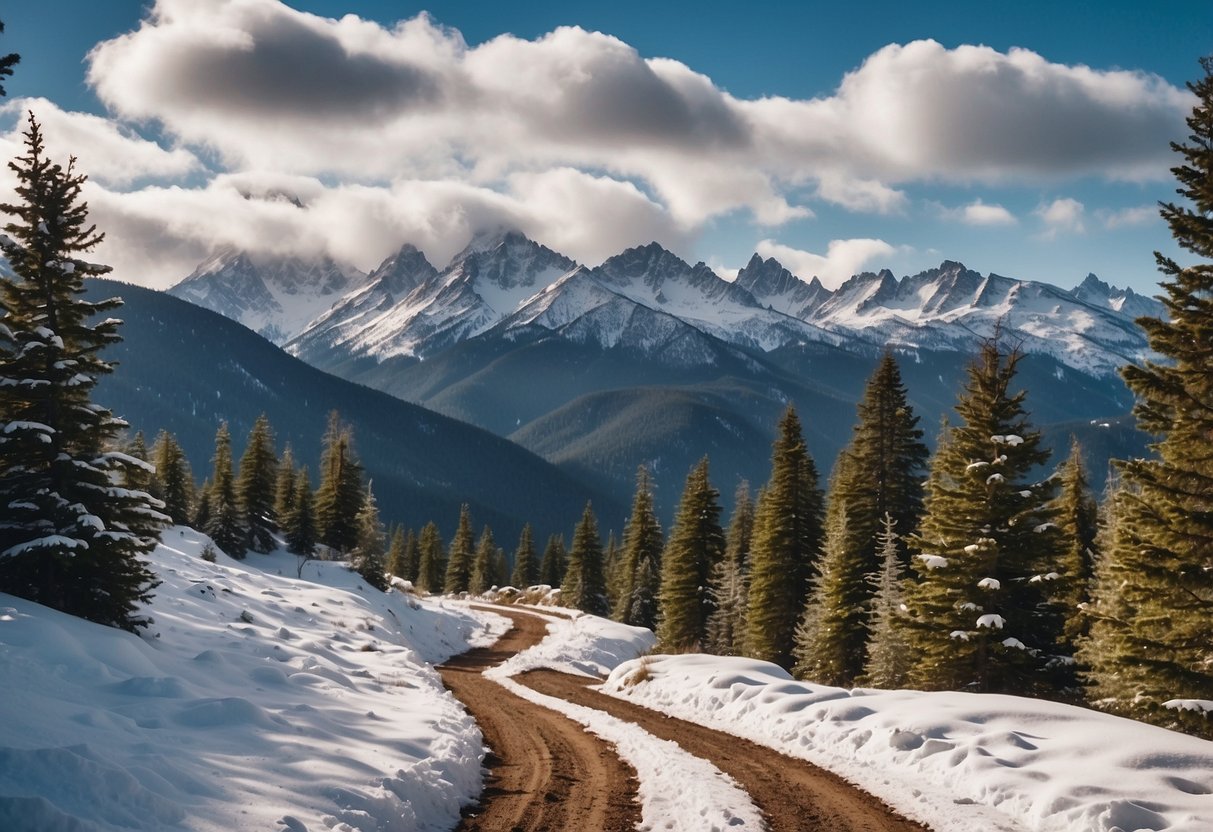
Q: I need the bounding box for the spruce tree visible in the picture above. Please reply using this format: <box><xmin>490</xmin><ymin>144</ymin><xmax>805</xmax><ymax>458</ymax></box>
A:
<box><xmin>492</xmin><ymin>546</ymin><xmax>509</xmax><ymax>588</ymax></box>
<box><xmin>0</xmin><ymin>116</ymin><xmax>166</xmax><ymax>630</ymax></box>
<box><xmin>443</xmin><ymin>504</ymin><xmax>475</xmax><ymax>594</ymax></box>
<box><xmin>386</xmin><ymin>526</ymin><xmax>407</xmax><ymax>578</ymax></box>
<box><xmin>657</xmin><ymin>457</ymin><xmax>724</xmax><ymax>650</ymax></box>
<box><xmin>902</xmin><ymin>342</ymin><xmax>1065</xmax><ymax>695</ymax></box>
<box><xmin>400</xmin><ymin>528</ymin><xmax>420</xmax><ymax>584</ymax></box>
<box><xmin>1077</xmin><ymin>59</ymin><xmax>1213</xmax><ymax>736</ymax></box>
<box><xmin>562</xmin><ymin>503</ymin><xmax>609</xmax><ymax>615</ymax></box>
<box><xmin>416</xmin><ymin>521</ymin><xmax>444</xmax><ymax>594</ymax></box>
<box><xmin>705</xmin><ymin>482</ymin><xmax>754</xmax><ymax>654</ymax></box>
<box><xmin>275</xmin><ymin>444</ymin><xmax>298</xmax><ymax>525</ymax></box>
<box><xmin>150</xmin><ymin>430</ymin><xmax>193</xmax><ymax>525</ymax></box>
<box><xmin>237</xmin><ymin>414</ymin><xmax>278</xmax><ymax>553</ymax></box>
<box><xmin>539</xmin><ymin>533</ymin><xmax>566</xmax><ymax>587</ymax></box>
<box><xmin>744</xmin><ymin>406</ymin><xmax>826</xmax><ymax>669</ymax></box>
<box><xmin>284</xmin><ymin>466</ymin><xmax>317</xmax><ymax>557</ymax></box>
<box><xmin>122</xmin><ymin>431</ymin><xmax>152</xmax><ymax>492</ymax></box>
<box><xmin>193</xmin><ymin>479</ymin><xmax>213</xmax><ymax>532</ymax></box>
<box><xmin>613</xmin><ymin>466</ymin><xmax>664</xmax><ymax>629</ymax></box>
<box><xmin>0</xmin><ymin>20</ymin><xmax>18</xmax><ymax>98</ymax></box>
<box><xmin>351</xmin><ymin>483</ymin><xmax>388</xmax><ymax>591</ymax></box>
<box><xmin>1050</xmin><ymin>438</ymin><xmax>1099</xmax><ymax>655</ymax></box>
<box><xmin>860</xmin><ymin>513</ymin><xmax>913</xmax><ymax>688</ymax></box>
<box><xmin>801</xmin><ymin>352</ymin><xmax>929</xmax><ymax>685</ymax></box>
<box><xmin>204</xmin><ymin>422</ymin><xmax>246</xmax><ymax>558</ymax></box>
<box><xmin>793</xmin><ymin>496</ymin><xmax>852</xmax><ymax>684</ymax></box>
<box><xmin>316</xmin><ymin>411</ymin><xmax>364</xmax><ymax>553</ymax></box>
<box><xmin>510</xmin><ymin>523</ymin><xmax>538</xmax><ymax>588</ymax></box>
<box><xmin>469</xmin><ymin>526</ymin><xmax>496</xmax><ymax>595</ymax></box>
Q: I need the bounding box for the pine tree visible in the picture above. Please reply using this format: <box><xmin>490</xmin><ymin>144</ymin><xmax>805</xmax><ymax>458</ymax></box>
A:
<box><xmin>859</xmin><ymin>513</ymin><xmax>913</xmax><ymax>688</ymax></box>
<box><xmin>386</xmin><ymin>526</ymin><xmax>407</xmax><ymax>578</ymax></box>
<box><xmin>0</xmin><ymin>20</ymin><xmax>18</xmax><ymax>98</ymax></box>
<box><xmin>657</xmin><ymin>458</ymin><xmax>724</xmax><ymax>650</ymax></box>
<box><xmin>0</xmin><ymin>116</ymin><xmax>166</xmax><ymax>630</ymax></box>
<box><xmin>351</xmin><ymin>483</ymin><xmax>388</xmax><ymax>591</ymax></box>
<box><xmin>492</xmin><ymin>546</ymin><xmax>509</xmax><ymax>588</ymax></box>
<box><xmin>613</xmin><ymin>466</ymin><xmax>663</xmax><ymax>629</ymax></box>
<box><xmin>122</xmin><ymin>431</ymin><xmax>151</xmax><ymax>492</ymax></box>
<box><xmin>510</xmin><ymin>523</ymin><xmax>538</xmax><ymax>587</ymax></box>
<box><xmin>794</xmin><ymin>497</ymin><xmax>852</xmax><ymax>683</ymax></box>
<box><xmin>1050</xmin><ymin>438</ymin><xmax>1099</xmax><ymax>655</ymax></box>
<box><xmin>150</xmin><ymin>430</ymin><xmax>193</xmax><ymax>525</ymax></box>
<box><xmin>204</xmin><ymin>422</ymin><xmax>246</xmax><ymax>558</ymax></box>
<box><xmin>416</xmin><ymin>522</ymin><xmax>444</xmax><ymax>594</ymax></box>
<box><xmin>539</xmin><ymin>533</ymin><xmax>566</xmax><ymax>587</ymax></box>
<box><xmin>1077</xmin><ymin>59</ymin><xmax>1213</xmax><ymax>736</ymax></box>
<box><xmin>315</xmin><ymin>411</ymin><xmax>364</xmax><ymax>553</ymax></box>
<box><xmin>237</xmin><ymin>414</ymin><xmax>278</xmax><ymax>553</ymax></box>
<box><xmin>744</xmin><ymin>406</ymin><xmax>826</xmax><ymax>669</ymax></box>
<box><xmin>705</xmin><ymin>483</ymin><xmax>754</xmax><ymax>654</ymax></box>
<box><xmin>275</xmin><ymin>444</ymin><xmax>298</xmax><ymax>524</ymax></box>
<box><xmin>443</xmin><ymin>504</ymin><xmax>475</xmax><ymax>594</ymax></box>
<box><xmin>400</xmin><ymin>528</ymin><xmax>420</xmax><ymax>584</ymax></box>
<box><xmin>604</xmin><ymin>531</ymin><xmax>621</xmax><ymax>610</ymax></box>
<box><xmin>902</xmin><ymin>342</ymin><xmax>1065</xmax><ymax>695</ymax></box>
<box><xmin>284</xmin><ymin>466</ymin><xmax>317</xmax><ymax>557</ymax></box>
<box><xmin>469</xmin><ymin>526</ymin><xmax>496</xmax><ymax>595</ymax></box>
<box><xmin>800</xmin><ymin>352</ymin><xmax>929</xmax><ymax>685</ymax></box>
<box><xmin>562</xmin><ymin>503</ymin><xmax>609</xmax><ymax>615</ymax></box>
<box><xmin>193</xmin><ymin>479</ymin><xmax>213</xmax><ymax>531</ymax></box>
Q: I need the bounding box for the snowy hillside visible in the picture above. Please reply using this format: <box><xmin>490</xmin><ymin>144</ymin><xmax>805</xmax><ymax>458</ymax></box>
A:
<box><xmin>0</xmin><ymin>529</ymin><xmax>495</xmax><ymax>832</ymax></box>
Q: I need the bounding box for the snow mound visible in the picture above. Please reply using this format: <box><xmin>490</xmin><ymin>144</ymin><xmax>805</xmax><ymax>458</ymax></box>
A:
<box><xmin>487</xmin><ymin>610</ymin><xmax>655</xmax><ymax>679</ymax></box>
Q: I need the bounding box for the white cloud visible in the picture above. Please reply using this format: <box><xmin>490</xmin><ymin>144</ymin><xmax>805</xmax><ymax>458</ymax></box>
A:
<box><xmin>755</xmin><ymin>238</ymin><xmax>897</xmax><ymax>289</ymax></box>
<box><xmin>1035</xmin><ymin>197</ymin><xmax>1086</xmax><ymax>238</ymax></box>
<box><xmin>1099</xmin><ymin>204</ymin><xmax>1159</xmax><ymax>229</ymax></box>
<box><xmin>943</xmin><ymin>198</ymin><xmax>1018</xmax><ymax>226</ymax></box>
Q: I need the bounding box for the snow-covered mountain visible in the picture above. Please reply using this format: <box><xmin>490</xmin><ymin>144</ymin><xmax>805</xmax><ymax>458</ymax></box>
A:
<box><xmin>167</xmin><ymin>246</ymin><xmax>368</xmax><ymax>345</ymax></box>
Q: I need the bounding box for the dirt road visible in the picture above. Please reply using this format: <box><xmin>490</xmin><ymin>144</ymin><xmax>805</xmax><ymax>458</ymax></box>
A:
<box><xmin>442</xmin><ymin>606</ymin><xmax>928</xmax><ymax>832</ymax></box>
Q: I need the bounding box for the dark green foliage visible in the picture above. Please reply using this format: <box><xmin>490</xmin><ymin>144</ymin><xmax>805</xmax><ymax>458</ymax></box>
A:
<box><xmin>284</xmin><ymin>466</ymin><xmax>316</xmax><ymax>557</ymax></box>
<box><xmin>0</xmin><ymin>116</ymin><xmax>165</xmax><ymax>631</ymax></box>
<box><xmin>657</xmin><ymin>458</ymin><xmax>724</xmax><ymax>650</ymax></box>
<box><xmin>539</xmin><ymin>534</ymin><xmax>566</xmax><ymax>587</ymax></box>
<box><xmin>193</xmin><ymin>479</ymin><xmax>213</xmax><ymax>532</ymax></box>
<box><xmin>200</xmin><ymin>542</ymin><xmax>217</xmax><ymax>563</ymax></box>
<box><xmin>492</xmin><ymin>546</ymin><xmax>509</xmax><ymax>588</ymax></box>
<box><xmin>800</xmin><ymin>351</ymin><xmax>929</xmax><ymax>685</ymax></box>
<box><xmin>1051</xmin><ymin>438</ymin><xmax>1099</xmax><ymax>653</ymax></box>
<box><xmin>613</xmin><ymin>466</ymin><xmax>663</xmax><ymax>630</ymax></box>
<box><xmin>316</xmin><ymin>411</ymin><xmax>364</xmax><ymax>553</ymax></box>
<box><xmin>744</xmin><ymin>406</ymin><xmax>826</xmax><ymax>669</ymax></box>
<box><xmin>237</xmin><ymin>413</ymin><xmax>278</xmax><ymax>553</ymax></box>
<box><xmin>416</xmin><ymin>521</ymin><xmax>444</xmax><ymax>594</ymax></box>
<box><xmin>469</xmin><ymin>526</ymin><xmax>496</xmax><ymax>595</ymax></box>
<box><xmin>860</xmin><ymin>513</ymin><xmax>913</xmax><ymax>688</ymax></box>
<box><xmin>386</xmin><ymin>527</ymin><xmax>407</xmax><ymax>579</ymax></box>
<box><xmin>0</xmin><ymin>20</ymin><xmax>16</xmax><ymax>98</ymax></box>
<box><xmin>510</xmin><ymin>524</ymin><xmax>537</xmax><ymax>588</ymax></box>
<box><xmin>562</xmin><ymin>503</ymin><xmax>609</xmax><ymax>615</ymax></box>
<box><xmin>1078</xmin><ymin>59</ymin><xmax>1213</xmax><ymax>737</ymax></box>
<box><xmin>706</xmin><ymin>483</ymin><xmax>753</xmax><ymax>655</ymax></box>
<box><xmin>274</xmin><ymin>444</ymin><xmax>298</xmax><ymax>526</ymax></box>
<box><xmin>150</xmin><ymin>430</ymin><xmax>194</xmax><ymax>525</ymax></box>
<box><xmin>351</xmin><ymin>483</ymin><xmax>389</xmax><ymax>591</ymax></box>
<box><xmin>903</xmin><ymin>343</ymin><xmax>1065</xmax><ymax>695</ymax></box>
<box><xmin>204</xmin><ymin>421</ymin><xmax>246</xmax><ymax>559</ymax></box>
<box><xmin>122</xmin><ymin>432</ymin><xmax>152</xmax><ymax>492</ymax></box>
<box><xmin>444</xmin><ymin>504</ymin><xmax>475</xmax><ymax>594</ymax></box>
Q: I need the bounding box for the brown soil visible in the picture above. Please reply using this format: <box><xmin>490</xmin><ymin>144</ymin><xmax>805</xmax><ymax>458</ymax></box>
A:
<box><xmin>442</xmin><ymin>606</ymin><xmax>930</xmax><ymax>832</ymax></box>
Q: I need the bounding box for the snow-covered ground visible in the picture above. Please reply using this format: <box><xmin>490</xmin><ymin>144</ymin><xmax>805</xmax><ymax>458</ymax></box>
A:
<box><xmin>0</xmin><ymin>528</ymin><xmax>497</xmax><ymax>832</ymax></box>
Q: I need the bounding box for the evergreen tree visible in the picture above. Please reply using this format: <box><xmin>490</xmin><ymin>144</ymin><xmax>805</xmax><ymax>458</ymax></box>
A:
<box><xmin>150</xmin><ymin>430</ymin><xmax>193</xmax><ymax>525</ymax></box>
<box><xmin>705</xmin><ymin>483</ymin><xmax>754</xmax><ymax>654</ymax></box>
<box><xmin>416</xmin><ymin>521</ymin><xmax>444</xmax><ymax>594</ymax></box>
<box><xmin>443</xmin><ymin>504</ymin><xmax>475</xmax><ymax>594</ymax></box>
<box><xmin>0</xmin><ymin>116</ymin><xmax>166</xmax><ymax>630</ymax></box>
<box><xmin>284</xmin><ymin>467</ymin><xmax>317</xmax><ymax>557</ymax></box>
<box><xmin>469</xmin><ymin>526</ymin><xmax>496</xmax><ymax>595</ymax></box>
<box><xmin>510</xmin><ymin>523</ymin><xmax>538</xmax><ymax>587</ymax></box>
<box><xmin>613</xmin><ymin>466</ymin><xmax>664</xmax><ymax>629</ymax></box>
<box><xmin>1078</xmin><ymin>59</ymin><xmax>1213</xmax><ymax>736</ymax></box>
<box><xmin>0</xmin><ymin>20</ymin><xmax>18</xmax><ymax>98</ymax></box>
<box><xmin>492</xmin><ymin>546</ymin><xmax>509</xmax><ymax>588</ymax></box>
<box><xmin>275</xmin><ymin>444</ymin><xmax>298</xmax><ymax>524</ymax></box>
<box><xmin>315</xmin><ymin>411</ymin><xmax>364</xmax><ymax>553</ymax></box>
<box><xmin>539</xmin><ymin>533</ymin><xmax>566</xmax><ymax>587</ymax></box>
<box><xmin>122</xmin><ymin>431</ymin><xmax>152</xmax><ymax>492</ymax></box>
<box><xmin>801</xmin><ymin>352</ymin><xmax>929</xmax><ymax>685</ymax></box>
<box><xmin>793</xmin><ymin>497</ymin><xmax>852</xmax><ymax>683</ymax></box>
<box><xmin>744</xmin><ymin>406</ymin><xmax>826</xmax><ymax>669</ymax></box>
<box><xmin>1050</xmin><ymin>438</ymin><xmax>1099</xmax><ymax>654</ymax></box>
<box><xmin>859</xmin><ymin>514</ymin><xmax>913</xmax><ymax>688</ymax></box>
<box><xmin>604</xmin><ymin>531</ymin><xmax>622</xmax><ymax>610</ymax></box>
<box><xmin>902</xmin><ymin>342</ymin><xmax>1065</xmax><ymax>695</ymax></box>
<box><xmin>657</xmin><ymin>458</ymin><xmax>725</xmax><ymax>650</ymax></box>
<box><xmin>193</xmin><ymin>479</ymin><xmax>213</xmax><ymax>532</ymax></box>
<box><xmin>204</xmin><ymin>422</ymin><xmax>246</xmax><ymax>558</ymax></box>
<box><xmin>237</xmin><ymin>414</ymin><xmax>278</xmax><ymax>553</ymax></box>
<box><xmin>386</xmin><ymin>526</ymin><xmax>407</xmax><ymax>578</ymax></box>
<box><xmin>400</xmin><ymin>528</ymin><xmax>420</xmax><ymax>584</ymax></box>
<box><xmin>562</xmin><ymin>503</ymin><xmax>609</xmax><ymax>615</ymax></box>
<box><xmin>351</xmin><ymin>483</ymin><xmax>388</xmax><ymax>591</ymax></box>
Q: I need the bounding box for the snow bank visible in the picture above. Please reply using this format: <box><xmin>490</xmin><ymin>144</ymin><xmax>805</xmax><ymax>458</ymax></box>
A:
<box><xmin>603</xmin><ymin>654</ymin><xmax>1213</xmax><ymax>832</ymax></box>
<box><xmin>490</xmin><ymin>609</ymin><xmax>655</xmax><ymax>678</ymax></box>
<box><xmin>0</xmin><ymin>527</ymin><xmax>495</xmax><ymax>832</ymax></box>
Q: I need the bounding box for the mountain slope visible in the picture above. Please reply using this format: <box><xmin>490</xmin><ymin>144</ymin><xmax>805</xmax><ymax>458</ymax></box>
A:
<box><xmin>89</xmin><ymin>278</ymin><xmax>623</xmax><ymax>540</ymax></box>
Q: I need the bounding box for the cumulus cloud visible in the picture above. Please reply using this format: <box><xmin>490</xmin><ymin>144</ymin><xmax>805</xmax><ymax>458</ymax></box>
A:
<box><xmin>1099</xmin><ymin>204</ymin><xmax>1159</xmax><ymax>229</ymax></box>
<box><xmin>1035</xmin><ymin>197</ymin><xmax>1086</xmax><ymax>238</ymax></box>
<box><xmin>943</xmin><ymin>198</ymin><xmax>1018</xmax><ymax>226</ymax></box>
<box><xmin>756</xmin><ymin>238</ymin><xmax>897</xmax><ymax>289</ymax></box>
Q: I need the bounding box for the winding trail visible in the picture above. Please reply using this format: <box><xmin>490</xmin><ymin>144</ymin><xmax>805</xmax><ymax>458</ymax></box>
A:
<box><xmin>441</xmin><ymin>606</ymin><xmax>930</xmax><ymax>832</ymax></box>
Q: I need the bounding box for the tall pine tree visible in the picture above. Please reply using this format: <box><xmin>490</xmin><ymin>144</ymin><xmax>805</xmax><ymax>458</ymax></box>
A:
<box><xmin>657</xmin><ymin>457</ymin><xmax>724</xmax><ymax>650</ymax></box>
<box><xmin>284</xmin><ymin>466</ymin><xmax>317</xmax><ymax>557</ymax></box>
<box><xmin>1050</xmin><ymin>438</ymin><xmax>1099</xmax><ymax>655</ymax></box>
<box><xmin>469</xmin><ymin>526</ymin><xmax>496</xmax><ymax>595</ymax></box>
<box><xmin>613</xmin><ymin>466</ymin><xmax>663</xmax><ymax>629</ymax></box>
<box><xmin>315</xmin><ymin>411</ymin><xmax>363</xmax><ymax>553</ymax></box>
<box><xmin>539</xmin><ymin>533</ymin><xmax>566</xmax><ymax>587</ymax></box>
<box><xmin>0</xmin><ymin>115</ymin><xmax>166</xmax><ymax>630</ymax></box>
<box><xmin>415</xmin><ymin>522</ymin><xmax>444</xmax><ymax>594</ymax></box>
<box><xmin>510</xmin><ymin>523</ymin><xmax>538</xmax><ymax>588</ymax></box>
<box><xmin>274</xmin><ymin>444</ymin><xmax>298</xmax><ymax>526</ymax></box>
<box><xmin>705</xmin><ymin>482</ymin><xmax>754</xmax><ymax>655</ymax></box>
<box><xmin>562</xmin><ymin>503</ymin><xmax>609</xmax><ymax>615</ymax></box>
<box><xmin>443</xmin><ymin>505</ymin><xmax>475</xmax><ymax>594</ymax></box>
<box><xmin>860</xmin><ymin>513</ymin><xmax>913</xmax><ymax>688</ymax></box>
<box><xmin>150</xmin><ymin>430</ymin><xmax>193</xmax><ymax>525</ymax></box>
<box><xmin>1077</xmin><ymin>58</ymin><xmax>1213</xmax><ymax>736</ymax></box>
<box><xmin>204</xmin><ymin>422</ymin><xmax>246</xmax><ymax>558</ymax></box>
<box><xmin>744</xmin><ymin>406</ymin><xmax>826</xmax><ymax>669</ymax></box>
<box><xmin>351</xmin><ymin>483</ymin><xmax>388</xmax><ymax>591</ymax></box>
<box><xmin>237</xmin><ymin>414</ymin><xmax>278</xmax><ymax>553</ymax></box>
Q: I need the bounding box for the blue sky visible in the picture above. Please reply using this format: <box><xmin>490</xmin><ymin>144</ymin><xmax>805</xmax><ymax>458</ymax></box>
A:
<box><xmin>2</xmin><ymin>1</ymin><xmax>1209</xmax><ymax>292</ymax></box>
